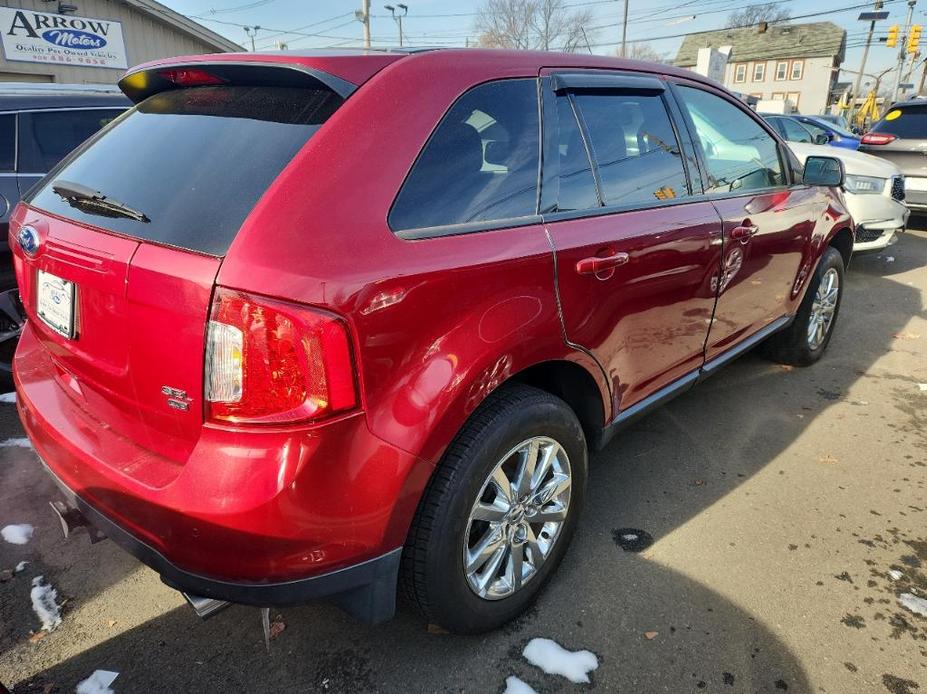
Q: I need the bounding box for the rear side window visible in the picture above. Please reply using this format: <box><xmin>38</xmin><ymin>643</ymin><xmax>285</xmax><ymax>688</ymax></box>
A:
<box><xmin>28</xmin><ymin>86</ymin><xmax>341</xmax><ymax>255</ymax></box>
<box><xmin>555</xmin><ymin>96</ymin><xmax>598</xmax><ymax>211</ymax></box>
<box><xmin>389</xmin><ymin>79</ymin><xmax>540</xmax><ymax>232</ymax></box>
<box><xmin>779</xmin><ymin>118</ymin><xmax>813</xmax><ymax>143</ymax></box>
<box><xmin>572</xmin><ymin>91</ymin><xmax>689</xmax><ymax>206</ymax></box>
<box><xmin>19</xmin><ymin>109</ymin><xmax>125</xmax><ymax>172</ymax></box>
<box><xmin>0</xmin><ymin>114</ymin><xmax>13</xmax><ymax>172</ymax></box>
<box><xmin>872</xmin><ymin>106</ymin><xmax>927</xmax><ymax>138</ymax></box>
<box><xmin>676</xmin><ymin>86</ymin><xmax>784</xmax><ymax>194</ymax></box>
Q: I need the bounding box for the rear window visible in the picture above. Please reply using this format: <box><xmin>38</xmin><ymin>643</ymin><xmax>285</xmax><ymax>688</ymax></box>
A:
<box><xmin>27</xmin><ymin>86</ymin><xmax>341</xmax><ymax>256</ymax></box>
<box><xmin>389</xmin><ymin>79</ymin><xmax>540</xmax><ymax>233</ymax></box>
<box><xmin>19</xmin><ymin>108</ymin><xmax>125</xmax><ymax>173</ymax></box>
<box><xmin>871</xmin><ymin>105</ymin><xmax>927</xmax><ymax>139</ymax></box>
<box><xmin>0</xmin><ymin>114</ymin><xmax>12</xmax><ymax>172</ymax></box>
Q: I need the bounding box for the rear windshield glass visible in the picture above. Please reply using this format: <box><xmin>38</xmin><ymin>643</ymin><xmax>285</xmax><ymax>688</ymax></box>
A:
<box><xmin>27</xmin><ymin>86</ymin><xmax>342</xmax><ymax>256</ymax></box>
<box><xmin>871</xmin><ymin>105</ymin><xmax>927</xmax><ymax>139</ymax></box>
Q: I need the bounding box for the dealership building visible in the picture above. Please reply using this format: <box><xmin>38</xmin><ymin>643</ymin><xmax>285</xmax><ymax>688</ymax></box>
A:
<box><xmin>0</xmin><ymin>0</ymin><xmax>241</xmax><ymax>85</ymax></box>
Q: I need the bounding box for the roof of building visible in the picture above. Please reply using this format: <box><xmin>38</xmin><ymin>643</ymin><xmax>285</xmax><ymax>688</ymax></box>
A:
<box><xmin>123</xmin><ymin>0</ymin><xmax>242</xmax><ymax>52</ymax></box>
<box><xmin>674</xmin><ymin>21</ymin><xmax>846</xmax><ymax>67</ymax></box>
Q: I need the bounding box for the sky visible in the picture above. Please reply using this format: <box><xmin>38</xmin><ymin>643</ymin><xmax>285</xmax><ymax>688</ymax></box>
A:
<box><xmin>157</xmin><ymin>0</ymin><xmax>927</xmax><ymax>89</ymax></box>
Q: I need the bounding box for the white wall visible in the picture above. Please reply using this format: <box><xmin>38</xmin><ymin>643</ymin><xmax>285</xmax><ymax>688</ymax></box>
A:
<box><xmin>723</xmin><ymin>55</ymin><xmax>837</xmax><ymax>114</ymax></box>
<box><xmin>0</xmin><ymin>0</ymin><xmax>230</xmax><ymax>85</ymax></box>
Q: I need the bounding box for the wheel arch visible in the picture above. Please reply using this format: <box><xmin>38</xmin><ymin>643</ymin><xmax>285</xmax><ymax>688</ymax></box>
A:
<box><xmin>509</xmin><ymin>359</ymin><xmax>609</xmax><ymax>451</ymax></box>
<box><xmin>827</xmin><ymin>226</ymin><xmax>854</xmax><ymax>269</ymax></box>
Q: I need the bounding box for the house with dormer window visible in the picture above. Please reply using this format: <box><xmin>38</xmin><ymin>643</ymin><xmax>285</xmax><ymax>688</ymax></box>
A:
<box><xmin>674</xmin><ymin>22</ymin><xmax>846</xmax><ymax>115</ymax></box>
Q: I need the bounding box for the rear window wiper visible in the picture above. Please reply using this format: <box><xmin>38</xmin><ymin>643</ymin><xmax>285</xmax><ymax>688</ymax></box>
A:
<box><xmin>52</xmin><ymin>180</ymin><xmax>150</xmax><ymax>224</ymax></box>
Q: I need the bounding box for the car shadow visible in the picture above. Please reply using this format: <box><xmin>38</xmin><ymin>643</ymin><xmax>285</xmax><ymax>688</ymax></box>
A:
<box><xmin>2</xmin><ymin>232</ymin><xmax>926</xmax><ymax>692</ymax></box>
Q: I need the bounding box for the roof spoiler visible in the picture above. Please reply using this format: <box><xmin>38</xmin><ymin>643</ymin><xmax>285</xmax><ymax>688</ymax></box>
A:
<box><xmin>118</xmin><ymin>61</ymin><xmax>357</xmax><ymax>103</ymax></box>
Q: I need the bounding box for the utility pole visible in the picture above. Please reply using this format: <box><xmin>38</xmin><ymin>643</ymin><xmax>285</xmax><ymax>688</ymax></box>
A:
<box><xmin>620</xmin><ymin>0</ymin><xmax>629</xmax><ymax>56</ymax></box>
<box><xmin>385</xmin><ymin>4</ymin><xmax>408</xmax><ymax>47</ymax></box>
<box><xmin>355</xmin><ymin>0</ymin><xmax>371</xmax><ymax>49</ymax></box>
<box><xmin>853</xmin><ymin>0</ymin><xmax>883</xmax><ymax>113</ymax></box>
<box><xmin>894</xmin><ymin>0</ymin><xmax>917</xmax><ymax>102</ymax></box>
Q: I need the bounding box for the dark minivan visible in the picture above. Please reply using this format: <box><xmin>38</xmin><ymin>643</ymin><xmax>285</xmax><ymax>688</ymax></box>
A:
<box><xmin>0</xmin><ymin>83</ymin><xmax>128</xmax><ymax>387</ymax></box>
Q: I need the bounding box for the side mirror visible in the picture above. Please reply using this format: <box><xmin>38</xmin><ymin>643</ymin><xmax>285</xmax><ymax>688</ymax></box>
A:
<box><xmin>813</xmin><ymin>133</ymin><xmax>830</xmax><ymax>145</ymax></box>
<box><xmin>803</xmin><ymin>156</ymin><xmax>844</xmax><ymax>187</ymax></box>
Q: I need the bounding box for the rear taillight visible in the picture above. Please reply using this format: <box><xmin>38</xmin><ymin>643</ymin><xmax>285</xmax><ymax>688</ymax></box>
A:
<box><xmin>204</xmin><ymin>288</ymin><xmax>357</xmax><ymax>425</ymax></box>
<box><xmin>160</xmin><ymin>68</ymin><xmax>226</xmax><ymax>87</ymax></box>
<box><xmin>861</xmin><ymin>132</ymin><xmax>897</xmax><ymax>145</ymax></box>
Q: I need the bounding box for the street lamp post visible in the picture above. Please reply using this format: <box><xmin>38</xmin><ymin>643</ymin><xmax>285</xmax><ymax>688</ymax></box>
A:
<box><xmin>243</xmin><ymin>25</ymin><xmax>261</xmax><ymax>51</ymax></box>
<box><xmin>385</xmin><ymin>4</ymin><xmax>409</xmax><ymax>47</ymax></box>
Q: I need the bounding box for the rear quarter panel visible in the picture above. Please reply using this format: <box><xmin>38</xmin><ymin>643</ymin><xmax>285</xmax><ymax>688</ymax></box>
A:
<box><xmin>218</xmin><ymin>52</ymin><xmax>610</xmax><ymax>468</ymax></box>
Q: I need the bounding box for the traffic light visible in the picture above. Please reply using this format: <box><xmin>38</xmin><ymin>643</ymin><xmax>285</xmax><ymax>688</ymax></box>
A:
<box><xmin>887</xmin><ymin>24</ymin><xmax>899</xmax><ymax>47</ymax></box>
<box><xmin>908</xmin><ymin>24</ymin><xmax>922</xmax><ymax>53</ymax></box>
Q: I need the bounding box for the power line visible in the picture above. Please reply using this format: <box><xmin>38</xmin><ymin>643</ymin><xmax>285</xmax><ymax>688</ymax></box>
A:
<box><xmin>193</xmin><ymin>0</ymin><xmax>278</xmax><ymax>17</ymax></box>
<box><xmin>580</xmin><ymin>0</ymin><xmax>905</xmax><ymax>48</ymax></box>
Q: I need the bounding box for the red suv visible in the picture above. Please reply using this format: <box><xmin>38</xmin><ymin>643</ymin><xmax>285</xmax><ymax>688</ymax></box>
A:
<box><xmin>10</xmin><ymin>49</ymin><xmax>852</xmax><ymax>634</ymax></box>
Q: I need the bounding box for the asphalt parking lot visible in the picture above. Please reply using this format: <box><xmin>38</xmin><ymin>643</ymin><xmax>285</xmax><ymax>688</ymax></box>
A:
<box><xmin>1</xmin><ymin>227</ymin><xmax>926</xmax><ymax>694</ymax></box>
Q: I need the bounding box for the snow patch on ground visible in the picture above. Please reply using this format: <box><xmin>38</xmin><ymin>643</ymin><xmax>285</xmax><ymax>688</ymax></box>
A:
<box><xmin>888</xmin><ymin>569</ymin><xmax>903</xmax><ymax>581</ymax></box>
<box><xmin>15</xmin><ymin>560</ymin><xmax>28</xmax><ymax>573</ymax></box>
<box><xmin>2</xmin><ymin>523</ymin><xmax>34</xmax><ymax>545</ymax></box>
<box><xmin>503</xmin><ymin>676</ymin><xmax>538</xmax><ymax>694</ymax></box>
<box><xmin>75</xmin><ymin>670</ymin><xmax>119</xmax><ymax>694</ymax></box>
<box><xmin>621</xmin><ymin>533</ymin><xmax>638</xmax><ymax>541</ymax></box>
<box><xmin>0</xmin><ymin>437</ymin><xmax>32</xmax><ymax>448</ymax></box>
<box><xmin>30</xmin><ymin>576</ymin><xmax>61</xmax><ymax>631</ymax></box>
<box><xmin>522</xmin><ymin>638</ymin><xmax>599</xmax><ymax>684</ymax></box>
<box><xmin>918</xmin><ymin>383</ymin><xmax>927</xmax><ymax>392</ymax></box>
<box><xmin>899</xmin><ymin>592</ymin><xmax>927</xmax><ymax>617</ymax></box>
<box><xmin>0</xmin><ymin>392</ymin><xmax>16</xmax><ymax>403</ymax></box>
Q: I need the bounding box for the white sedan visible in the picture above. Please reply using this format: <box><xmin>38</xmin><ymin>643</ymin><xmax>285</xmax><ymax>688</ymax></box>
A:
<box><xmin>763</xmin><ymin>115</ymin><xmax>909</xmax><ymax>254</ymax></box>
<box><xmin>789</xmin><ymin>142</ymin><xmax>908</xmax><ymax>254</ymax></box>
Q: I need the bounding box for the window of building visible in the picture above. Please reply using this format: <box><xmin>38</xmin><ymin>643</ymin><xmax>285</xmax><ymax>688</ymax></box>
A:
<box><xmin>775</xmin><ymin>61</ymin><xmax>788</xmax><ymax>80</ymax></box>
<box><xmin>753</xmin><ymin>62</ymin><xmax>766</xmax><ymax>81</ymax></box>
<box><xmin>749</xmin><ymin>92</ymin><xmax>764</xmax><ymax>99</ymax></box>
<box><xmin>570</xmin><ymin>91</ymin><xmax>690</xmax><ymax>207</ymax></box>
<box><xmin>771</xmin><ymin>92</ymin><xmax>786</xmax><ymax>100</ymax></box>
<box><xmin>676</xmin><ymin>86</ymin><xmax>784</xmax><ymax>195</ymax></box>
<box><xmin>790</xmin><ymin>60</ymin><xmax>804</xmax><ymax>80</ymax></box>
<box><xmin>786</xmin><ymin>91</ymin><xmax>801</xmax><ymax>108</ymax></box>
<box><xmin>734</xmin><ymin>64</ymin><xmax>747</xmax><ymax>83</ymax></box>
<box><xmin>389</xmin><ymin>78</ymin><xmax>540</xmax><ymax>232</ymax></box>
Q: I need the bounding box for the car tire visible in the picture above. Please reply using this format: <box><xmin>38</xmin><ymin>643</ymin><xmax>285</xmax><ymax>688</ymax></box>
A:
<box><xmin>400</xmin><ymin>384</ymin><xmax>587</xmax><ymax>634</ymax></box>
<box><xmin>0</xmin><ymin>263</ymin><xmax>22</xmax><ymax>392</ymax></box>
<box><xmin>763</xmin><ymin>246</ymin><xmax>845</xmax><ymax>366</ymax></box>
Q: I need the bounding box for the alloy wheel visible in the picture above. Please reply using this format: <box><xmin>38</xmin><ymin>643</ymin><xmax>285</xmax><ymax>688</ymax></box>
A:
<box><xmin>462</xmin><ymin>436</ymin><xmax>572</xmax><ymax>600</ymax></box>
<box><xmin>807</xmin><ymin>267</ymin><xmax>839</xmax><ymax>350</ymax></box>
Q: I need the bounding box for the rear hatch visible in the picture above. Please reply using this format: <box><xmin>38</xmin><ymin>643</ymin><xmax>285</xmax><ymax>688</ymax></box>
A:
<box><xmin>15</xmin><ymin>69</ymin><xmax>346</xmax><ymax>466</ymax></box>
<box><xmin>860</xmin><ymin>105</ymin><xmax>927</xmax><ymax>180</ymax></box>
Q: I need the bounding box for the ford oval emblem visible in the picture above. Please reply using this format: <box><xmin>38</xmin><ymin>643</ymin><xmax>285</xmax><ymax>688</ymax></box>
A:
<box><xmin>17</xmin><ymin>225</ymin><xmax>40</xmax><ymax>256</ymax></box>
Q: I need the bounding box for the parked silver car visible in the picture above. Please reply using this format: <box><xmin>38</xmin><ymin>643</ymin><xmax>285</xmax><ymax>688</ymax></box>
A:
<box><xmin>858</xmin><ymin>101</ymin><xmax>927</xmax><ymax>213</ymax></box>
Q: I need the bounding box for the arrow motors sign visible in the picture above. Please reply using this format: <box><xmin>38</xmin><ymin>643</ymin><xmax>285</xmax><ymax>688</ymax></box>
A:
<box><xmin>0</xmin><ymin>7</ymin><xmax>128</xmax><ymax>69</ymax></box>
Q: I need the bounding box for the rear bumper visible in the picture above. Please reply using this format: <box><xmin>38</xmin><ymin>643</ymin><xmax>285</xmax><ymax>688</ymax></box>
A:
<box><xmin>15</xmin><ymin>323</ymin><xmax>431</xmax><ymax>621</ymax></box>
<box><xmin>38</xmin><ymin>455</ymin><xmax>401</xmax><ymax>621</ymax></box>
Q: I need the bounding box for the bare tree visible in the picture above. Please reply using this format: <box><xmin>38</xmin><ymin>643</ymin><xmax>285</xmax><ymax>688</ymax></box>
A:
<box><xmin>475</xmin><ymin>0</ymin><xmax>594</xmax><ymax>52</ymax></box>
<box><xmin>725</xmin><ymin>3</ymin><xmax>790</xmax><ymax>28</ymax></box>
<box><xmin>620</xmin><ymin>43</ymin><xmax>668</xmax><ymax>63</ymax></box>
